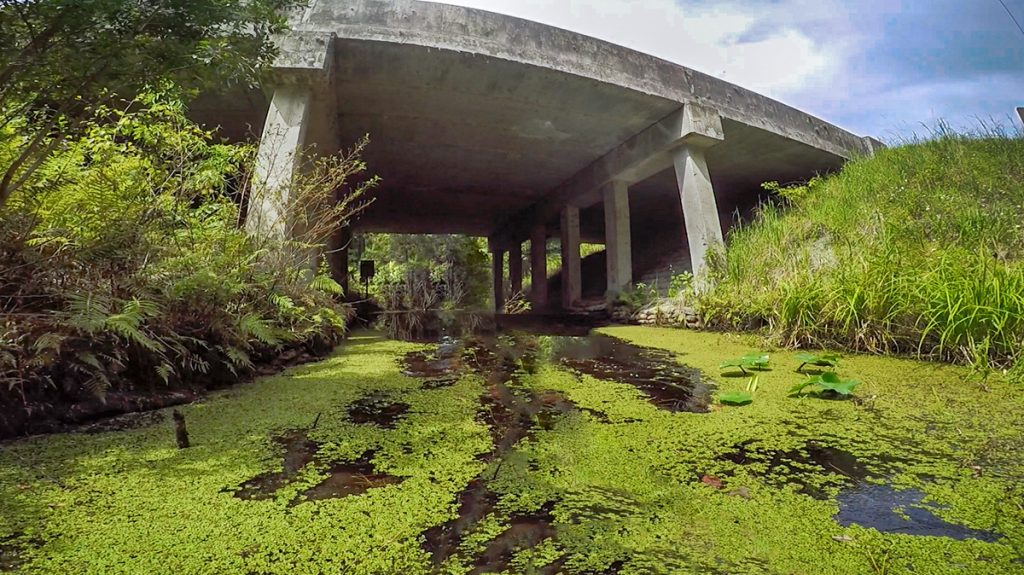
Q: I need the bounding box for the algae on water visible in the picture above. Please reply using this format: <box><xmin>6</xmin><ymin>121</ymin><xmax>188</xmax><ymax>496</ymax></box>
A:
<box><xmin>0</xmin><ymin>328</ymin><xmax>1022</xmax><ymax>574</ymax></box>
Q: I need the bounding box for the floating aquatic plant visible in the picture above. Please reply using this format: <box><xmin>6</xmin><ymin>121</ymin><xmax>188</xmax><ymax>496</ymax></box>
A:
<box><xmin>795</xmin><ymin>352</ymin><xmax>842</xmax><ymax>372</ymax></box>
<box><xmin>789</xmin><ymin>372</ymin><xmax>861</xmax><ymax>398</ymax></box>
<box><xmin>719</xmin><ymin>376</ymin><xmax>758</xmax><ymax>406</ymax></box>
<box><xmin>719</xmin><ymin>353</ymin><xmax>770</xmax><ymax>374</ymax></box>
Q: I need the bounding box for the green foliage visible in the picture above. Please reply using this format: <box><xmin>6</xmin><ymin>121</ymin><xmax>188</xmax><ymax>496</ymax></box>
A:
<box><xmin>702</xmin><ymin>129</ymin><xmax>1024</xmax><ymax>376</ymax></box>
<box><xmin>0</xmin><ymin>0</ymin><xmax>304</xmax><ymax>204</ymax></box>
<box><xmin>719</xmin><ymin>353</ymin><xmax>770</xmax><ymax>374</ymax></box>
<box><xmin>0</xmin><ymin>89</ymin><xmax>362</xmax><ymax>425</ymax></box>
<box><xmin>789</xmin><ymin>372</ymin><xmax>862</xmax><ymax>398</ymax></box>
<box><xmin>356</xmin><ymin>234</ymin><xmax>492</xmax><ymax>338</ymax></box>
<box><xmin>615</xmin><ymin>282</ymin><xmax>660</xmax><ymax>312</ymax></box>
<box><xmin>668</xmin><ymin>271</ymin><xmax>694</xmax><ymax>299</ymax></box>
<box><xmin>795</xmin><ymin>352</ymin><xmax>842</xmax><ymax>372</ymax></box>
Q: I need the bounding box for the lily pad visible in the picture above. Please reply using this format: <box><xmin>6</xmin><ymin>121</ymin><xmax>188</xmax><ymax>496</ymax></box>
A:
<box><xmin>719</xmin><ymin>391</ymin><xmax>754</xmax><ymax>406</ymax></box>
<box><xmin>719</xmin><ymin>353</ymin><xmax>770</xmax><ymax>374</ymax></box>
<box><xmin>790</xmin><ymin>372</ymin><xmax>861</xmax><ymax>398</ymax></box>
<box><xmin>795</xmin><ymin>352</ymin><xmax>841</xmax><ymax>372</ymax></box>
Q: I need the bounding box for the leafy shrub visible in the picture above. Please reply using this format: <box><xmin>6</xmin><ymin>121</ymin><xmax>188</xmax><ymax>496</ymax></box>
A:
<box><xmin>0</xmin><ymin>89</ymin><xmax>369</xmax><ymax>435</ymax></box>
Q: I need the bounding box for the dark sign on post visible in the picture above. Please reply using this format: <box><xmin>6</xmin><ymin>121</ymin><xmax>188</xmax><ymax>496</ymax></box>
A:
<box><xmin>360</xmin><ymin>260</ymin><xmax>375</xmax><ymax>281</ymax></box>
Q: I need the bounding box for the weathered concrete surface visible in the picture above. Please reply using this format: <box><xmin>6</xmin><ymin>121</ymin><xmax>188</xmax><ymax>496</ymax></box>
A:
<box><xmin>603</xmin><ymin>181</ymin><xmax>632</xmax><ymax>299</ymax></box>
<box><xmin>190</xmin><ymin>0</ymin><xmax>880</xmax><ymax>303</ymax></box>
<box><xmin>560</xmin><ymin>206</ymin><xmax>582</xmax><ymax>308</ymax></box>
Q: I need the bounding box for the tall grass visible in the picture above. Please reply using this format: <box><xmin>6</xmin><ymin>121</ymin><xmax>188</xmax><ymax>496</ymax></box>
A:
<box><xmin>702</xmin><ymin>126</ymin><xmax>1024</xmax><ymax>378</ymax></box>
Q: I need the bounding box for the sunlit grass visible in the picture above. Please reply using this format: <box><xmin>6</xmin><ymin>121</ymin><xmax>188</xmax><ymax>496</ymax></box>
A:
<box><xmin>702</xmin><ymin>126</ymin><xmax>1024</xmax><ymax>378</ymax></box>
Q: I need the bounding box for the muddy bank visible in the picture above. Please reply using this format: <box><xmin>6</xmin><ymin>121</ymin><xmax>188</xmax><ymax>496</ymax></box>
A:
<box><xmin>0</xmin><ymin>340</ymin><xmax>332</xmax><ymax>441</ymax></box>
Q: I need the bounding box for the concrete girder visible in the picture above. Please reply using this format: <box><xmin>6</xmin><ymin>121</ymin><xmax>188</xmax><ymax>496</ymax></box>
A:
<box><xmin>495</xmin><ymin>103</ymin><xmax>728</xmax><ymax>248</ymax></box>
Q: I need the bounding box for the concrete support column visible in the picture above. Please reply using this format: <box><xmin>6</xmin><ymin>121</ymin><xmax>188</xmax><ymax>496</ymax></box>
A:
<box><xmin>492</xmin><ymin>249</ymin><xmax>506</xmax><ymax>312</ymax></box>
<box><xmin>603</xmin><ymin>181</ymin><xmax>632</xmax><ymax>300</ymax></box>
<box><xmin>247</xmin><ymin>84</ymin><xmax>313</xmax><ymax>239</ymax></box>
<box><xmin>672</xmin><ymin>144</ymin><xmax>723</xmax><ymax>284</ymax></box>
<box><xmin>560</xmin><ymin>206</ymin><xmax>582</xmax><ymax>309</ymax></box>
<box><xmin>327</xmin><ymin>226</ymin><xmax>351</xmax><ymax>297</ymax></box>
<box><xmin>509</xmin><ymin>242</ymin><xmax>523</xmax><ymax>296</ymax></box>
<box><xmin>530</xmin><ymin>224</ymin><xmax>548</xmax><ymax>309</ymax></box>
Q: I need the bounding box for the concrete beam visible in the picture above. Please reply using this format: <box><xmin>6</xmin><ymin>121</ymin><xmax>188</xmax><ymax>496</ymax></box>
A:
<box><xmin>265</xmin><ymin>31</ymin><xmax>335</xmax><ymax>85</ymax></box>
<box><xmin>497</xmin><ymin>104</ymin><xmax>726</xmax><ymax>246</ymax></box>
<box><xmin>862</xmin><ymin>136</ymin><xmax>887</xmax><ymax>157</ymax></box>
<box><xmin>673</xmin><ymin>144</ymin><xmax>723</xmax><ymax>284</ymax></box>
<box><xmin>509</xmin><ymin>242</ymin><xmax>523</xmax><ymax>295</ymax></box>
<box><xmin>603</xmin><ymin>181</ymin><xmax>632</xmax><ymax>299</ymax></box>
<box><xmin>492</xmin><ymin>249</ymin><xmax>506</xmax><ymax>312</ymax></box>
<box><xmin>530</xmin><ymin>223</ymin><xmax>548</xmax><ymax>309</ymax></box>
<box><xmin>560</xmin><ymin>206</ymin><xmax>582</xmax><ymax>309</ymax></box>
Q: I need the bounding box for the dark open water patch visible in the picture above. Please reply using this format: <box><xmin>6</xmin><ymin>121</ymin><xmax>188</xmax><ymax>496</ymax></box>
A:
<box><xmin>0</xmin><ymin>534</ymin><xmax>40</xmax><ymax>573</ymax></box>
<box><xmin>301</xmin><ymin>451</ymin><xmax>404</xmax><ymax>501</ymax></box>
<box><xmin>551</xmin><ymin>335</ymin><xmax>713</xmax><ymax>413</ymax></box>
<box><xmin>835</xmin><ymin>485</ymin><xmax>1000</xmax><ymax>542</ymax></box>
<box><xmin>718</xmin><ymin>440</ymin><xmax>873</xmax><ymax>499</ymax></box>
<box><xmin>234</xmin><ymin>430</ymin><xmax>318</xmax><ymax>500</ymax></box>
<box><xmin>718</xmin><ymin>441</ymin><xmax>1001</xmax><ymax>541</ymax></box>
<box><xmin>232</xmin><ymin>432</ymin><xmax>402</xmax><ymax>502</ymax></box>
<box><xmin>347</xmin><ymin>393</ymin><xmax>410</xmax><ymax>428</ymax></box>
<box><xmin>470</xmin><ymin>502</ymin><xmax>560</xmax><ymax>575</ymax></box>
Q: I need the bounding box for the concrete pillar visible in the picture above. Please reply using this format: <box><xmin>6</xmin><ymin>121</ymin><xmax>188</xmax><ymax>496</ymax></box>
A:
<box><xmin>492</xmin><ymin>249</ymin><xmax>506</xmax><ymax>313</ymax></box>
<box><xmin>530</xmin><ymin>224</ymin><xmax>548</xmax><ymax>309</ymax></box>
<box><xmin>560</xmin><ymin>206</ymin><xmax>582</xmax><ymax>309</ymax></box>
<box><xmin>603</xmin><ymin>181</ymin><xmax>632</xmax><ymax>300</ymax></box>
<box><xmin>509</xmin><ymin>242</ymin><xmax>523</xmax><ymax>296</ymax></box>
<box><xmin>327</xmin><ymin>226</ymin><xmax>351</xmax><ymax>297</ymax></box>
<box><xmin>247</xmin><ymin>84</ymin><xmax>313</xmax><ymax>239</ymax></box>
<box><xmin>672</xmin><ymin>144</ymin><xmax>723</xmax><ymax>284</ymax></box>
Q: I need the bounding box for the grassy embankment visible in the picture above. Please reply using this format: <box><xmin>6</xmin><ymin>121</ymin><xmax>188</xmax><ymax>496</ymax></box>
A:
<box><xmin>701</xmin><ymin>130</ymin><xmax>1024</xmax><ymax>380</ymax></box>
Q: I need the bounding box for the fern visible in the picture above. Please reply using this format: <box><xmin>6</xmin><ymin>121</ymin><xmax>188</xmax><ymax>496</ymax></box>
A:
<box><xmin>310</xmin><ymin>274</ymin><xmax>343</xmax><ymax>295</ymax></box>
<box><xmin>238</xmin><ymin>313</ymin><xmax>281</xmax><ymax>347</ymax></box>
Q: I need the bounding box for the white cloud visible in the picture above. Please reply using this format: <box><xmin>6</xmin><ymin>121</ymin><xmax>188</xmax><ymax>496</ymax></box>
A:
<box><xmin>425</xmin><ymin>0</ymin><xmax>846</xmax><ymax>99</ymax></box>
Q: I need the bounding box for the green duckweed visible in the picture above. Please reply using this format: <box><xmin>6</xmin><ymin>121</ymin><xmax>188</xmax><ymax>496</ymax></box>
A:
<box><xmin>0</xmin><ymin>328</ymin><xmax>1021</xmax><ymax>574</ymax></box>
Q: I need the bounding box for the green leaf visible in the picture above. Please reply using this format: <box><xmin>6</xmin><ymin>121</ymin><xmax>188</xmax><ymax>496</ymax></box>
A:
<box><xmin>719</xmin><ymin>353</ymin><xmax>770</xmax><ymax>373</ymax></box>
<box><xmin>795</xmin><ymin>352</ymin><xmax>841</xmax><ymax>371</ymax></box>
<box><xmin>814</xmin><ymin>372</ymin><xmax>862</xmax><ymax>396</ymax></box>
<box><xmin>790</xmin><ymin>372</ymin><xmax>862</xmax><ymax>398</ymax></box>
<box><xmin>719</xmin><ymin>391</ymin><xmax>754</xmax><ymax>406</ymax></box>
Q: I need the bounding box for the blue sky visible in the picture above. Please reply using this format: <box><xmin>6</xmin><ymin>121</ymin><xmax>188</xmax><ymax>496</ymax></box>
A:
<box><xmin>427</xmin><ymin>0</ymin><xmax>1024</xmax><ymax>141</ymax></box>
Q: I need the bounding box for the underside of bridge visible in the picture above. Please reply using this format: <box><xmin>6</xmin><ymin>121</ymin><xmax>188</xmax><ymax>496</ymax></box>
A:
<box><xmin>189</xmin><ymin>0</ymin><xmax>881</xmax><ymax>312</ymax></box>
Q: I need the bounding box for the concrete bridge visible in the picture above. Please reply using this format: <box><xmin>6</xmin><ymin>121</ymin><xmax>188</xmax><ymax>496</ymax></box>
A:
<box><xmin>191</xmin><ymin>0</ymin><xmax>882</xmax><ymax>311</ymax></box>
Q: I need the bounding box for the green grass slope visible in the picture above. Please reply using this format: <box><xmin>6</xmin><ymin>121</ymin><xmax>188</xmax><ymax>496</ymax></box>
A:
<box><xmin>703</xmin><ymin>132</ymin><xmax>1024</xmax><ymax>378</ymax></box>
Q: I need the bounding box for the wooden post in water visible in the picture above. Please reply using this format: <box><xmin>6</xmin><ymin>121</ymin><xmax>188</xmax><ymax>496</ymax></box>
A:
<box><xmin>172</xmin><ymin>410</ymin><xmax>190</xmax><ymax>449</ymax></box>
